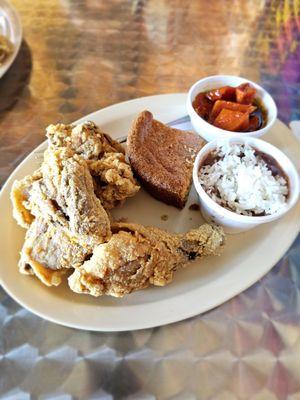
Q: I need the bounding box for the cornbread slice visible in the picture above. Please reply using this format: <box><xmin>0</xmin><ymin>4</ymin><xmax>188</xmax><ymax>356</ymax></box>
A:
<box><xmin>127</xmin><ymin>111</ymin><xmax>205</xmax><ymax>208</ymax></box>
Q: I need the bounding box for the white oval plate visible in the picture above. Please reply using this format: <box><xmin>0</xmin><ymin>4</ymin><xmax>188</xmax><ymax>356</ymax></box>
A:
<box><xmin>0</xmin><ymin>0</ymin><xmax>22</xmax><ymax>78</ymax></box>
<box><xmin>0</xmin><ymin>93</ymin><xmax>300</xmax><ymax>331</ymax></box>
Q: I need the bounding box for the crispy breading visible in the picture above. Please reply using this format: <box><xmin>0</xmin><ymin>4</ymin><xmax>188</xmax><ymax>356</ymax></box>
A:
<box><xmin>68</xmin><ymin>222</ymin><xmax>225</xmax><ymax>297</ymax></box>
<box><xmin>46</xmin><ymin>122</ymin><xmax>139</xmax><ymax>209</ymax></box>
<box><xmin>11</xmin><ymin>121</ymin><xmax>225</xmax><ymax>295</ymax></box>
<box><xmin>12</xmin><ymin>148</ymin><xmax>111</xmax><ymax>247</ymax></box>
<box><xmin>46</xmin><ymin>121</ymin><xmax>124</xmax><ymax>159</ymax></box>
<box><xmin>41</xmin><ymin>148</ymin><xmax>111</xmax><ymax>246</ymax></box>
<box><xmin>11</xmin><ymin>170</ymin><xmax>42</xmax><ymax>228</ymax></box>
<box><xmin>89</xmin><ymin>152</ymin><xmax>140</xmax><ymax>209</ymax></box>
<box><xmin>19</xmin><ymin>218</ymin><xmax>93</xmax><ymax>286</ymax></box>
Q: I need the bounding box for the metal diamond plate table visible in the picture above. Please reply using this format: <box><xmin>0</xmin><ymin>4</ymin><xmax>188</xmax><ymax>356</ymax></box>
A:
<box><xmin>1</xmin><ymin>0</ymin><xmax>300</xmax><ymax>398</ymax></box>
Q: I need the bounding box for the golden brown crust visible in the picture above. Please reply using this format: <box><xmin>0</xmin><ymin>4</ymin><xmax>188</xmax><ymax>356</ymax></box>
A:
<box><xmin>68</xmin><ymin>222</ymin><xmax>225</xmax><ymax>297</ymax></box>
<box><xmin>127</xmin><ymin>111</ymin><xmax>205</xmax><ymax>208</ymax></box>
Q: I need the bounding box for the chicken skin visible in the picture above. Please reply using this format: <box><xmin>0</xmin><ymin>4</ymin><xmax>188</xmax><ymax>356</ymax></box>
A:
<box><xmin>12</xmin><ymin>148</ymin><xmax>111</xmax><ymax>247</ymax></box>
<box><xmin>11</xmin><ymin>121</ymin><xmax>140</xmax><ymax>241</ymax></box>
<box><xmin>89</xmin><ymin>152</ymin><xmax>140</xmax><ymax>209</ymax></box>
<box><xmin>19</xmin><ymin>218</ymin><xmax>93</xmax><ymax>286</ymax></box>
<box><xmin>46</xmin><ymin>122</ymin><xmax>139</xmax><ymax>209</ymax></box>
<box><xmin>11</xmin><ymin>169</ymin><xmax>42</xmax><ymax>229</ymax></box>
<box><xmin>68</xmin><ymin>222</ymin><xmax>225</xmax><ymax>297</ymax></box>
<box><xmin>40</xmin><ymin>148</ymin><xmax>111</xmax><ymax>246</ymax></box>
<box><xmin>11</xmin><ymin>122</ymin><xmax>139</xmax><ymax>231</ymax></box>
<box><xmin>46</xmin><ymin>121</ymin><xmax>125</xmax><ymax>159</ymax></box>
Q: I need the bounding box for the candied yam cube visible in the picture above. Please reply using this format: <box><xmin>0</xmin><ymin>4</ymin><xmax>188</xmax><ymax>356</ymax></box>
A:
<box><xmin>239</xmin><ymin>103</ymin><xmax>256</xmax><ymax>114</ymax></box>
<box><xmin>192</xmin><ymin>93</ymin><xmax>213</xmax><ymax>120</ymax></box>
<box><xmin>220</xmin><ymin>86</ymin><xmax>236</xmax><ymax>101</ymax></box>
<box><xmin>211</xmin><ymin>100</ymin><xmax>225</xmax><ymax>118</ymax></box>
<box><xmin>206</xmin><ymin>86</ymin><xmax>236</xmax><ymax>102</ymax></box>
<box><xmin>239</xmin><ymin>116</ymin><xmax>250</xmax><ymax>131</ymax></box>
<box><xmin>205</xmin><ymin>88</ymin><xmax>222</xmax><ymax>102</ymax></box>
<box><xmin>211</xmin><ymin>100</ymin><xmax>256</xmax><ymax>119</ymax></box>
<box><xmin>213</xmin><ymin>108</ymin><xmax>249</xmax><ymax>131</ymax></box>
<box><xmin>236</xmin><ymin>83</ymin><xmax>256</xmax><ymax>104</ymax></box>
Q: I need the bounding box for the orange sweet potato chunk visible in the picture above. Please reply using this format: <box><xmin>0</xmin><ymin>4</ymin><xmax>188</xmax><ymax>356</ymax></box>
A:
<box><xmin>213</xmin><ymin>108</ymin><xmax>249</xmax><ymax>131</ymax></box>
<box><xmin>206</xmin><ymin>86</ymin><xmax>236</xmax><ymax>102</ymax></box>
<box><xmin>239</xmin><ymin>115</ymin><xmax>250</xmax><ymax>131</ymax></box>
<box><xmin>211</xmin><ymin>100</ymin><xmax>256</xmax><ymax>119</ymax></box>
<box><xmin>193</xmin><ymin>93</ymin><xmax>213</xmax><ymax>120</ymax></box>
<box><xmin>236</xmin><ymin>83</ymin><xmax>256</xmax><ymax>104</ymax></box>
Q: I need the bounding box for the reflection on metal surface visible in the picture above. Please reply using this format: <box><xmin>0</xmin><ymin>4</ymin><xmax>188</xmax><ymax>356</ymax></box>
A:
<box><xmin>1</xmin><ymin>0</ymin><xmax>300</xmax><ymax>398</ymax></box>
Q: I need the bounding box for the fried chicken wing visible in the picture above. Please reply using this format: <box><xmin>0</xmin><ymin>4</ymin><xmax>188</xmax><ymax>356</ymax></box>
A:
<box><xmin>46</xmin><ymin>121</ymin><xmax>124</xmax><ymax>160</ymax></box>
<box><xmin>68</xmin><ymin>222</ymin><xmax>225</xmax><ymax>297</ymax></box>
<box><xmin>12</xmin><ymin>121</ymin><xmax>139</xmax><ymax>238</ymax></box>
<box><xmin>19</xmin><ymin>218</ymin><xmax>93</xmax><ymax>286</ymax></box>
<box><xmin>89</xmin><ymin>152</ymin><xmax>140</xmax><ymax>209</ymax></box>
<box><xmin>46</xmin><ymin>122</ymin><xmax>140</xmax><ymax>209</ymax></box>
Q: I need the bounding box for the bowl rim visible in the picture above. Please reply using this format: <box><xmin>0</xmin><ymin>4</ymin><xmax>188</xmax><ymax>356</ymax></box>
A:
<box><xmin>187</xmin><ymin>74</ymin><xmax>278</xmax><ymax>136</ymax></box>
<box><xmin>192</xmin><ymin>136</ymin><xmax>299</xmax><ymax>223</ymax></box>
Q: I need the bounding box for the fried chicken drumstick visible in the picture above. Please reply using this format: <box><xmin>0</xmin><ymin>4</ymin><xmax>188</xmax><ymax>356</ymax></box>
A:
<box><xmin>69</xmin><ymin>222</ymin><xmax>225</xmax><ymax>297</ymax></box>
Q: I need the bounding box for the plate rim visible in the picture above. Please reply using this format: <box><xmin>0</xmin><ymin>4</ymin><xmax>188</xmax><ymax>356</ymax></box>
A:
<box><xmin>0</xmin><ymin>92</ymin><xmax>299</xmax><ymax>332</ymax></box>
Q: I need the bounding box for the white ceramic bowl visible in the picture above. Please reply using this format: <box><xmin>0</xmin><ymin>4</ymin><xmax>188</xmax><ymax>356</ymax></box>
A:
<box><xmin>193</xmin><ymin>137</ymin><xmax>299</xmax><ymax>234</ymax></box>
<box><xmin>187</xmin><ymin>75</ymin><xmax>278</xmax><ymax>142</ymax></box>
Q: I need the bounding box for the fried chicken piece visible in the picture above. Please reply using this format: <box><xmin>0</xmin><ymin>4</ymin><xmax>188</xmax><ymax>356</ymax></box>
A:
<box><xmin>11</xmin><ymin>170</ymin><xmax>67</xmax><ymax>232</ymax></box>
<box><xmin>89</xmin><ymin>152</ymin><xmax>140</xmax><ymax>209</ymax></box>
<box><xmin>12</xmin><ymin>148</ymin><xmax>111</xmax><ymax>246</ymax></box>
<box><xmin>46</xmin><ymin>121</ymin><xmax>140</xmax><ymax>209</ymax></box>
<box><xmin>11</xmin><ymin>169</ymin><xmax>42</xmax><ymax>228</ymax></box>
<box><xmin>68</xmin><ymin>222</ymin><xmax>225</xmax><ymax>297</ymax></box>
<box><xmin>19</xmin><ymin>218</ymin><xmax>93</xmax><ymax>286</ymax></box>
<box><xmin>46</xmin><ymin>121</ymin><xmax>124</xmax><ymax>160</ymax></box>
<box><xmin>41</xmin><ymin>148</ymin><xmax>111</xmax><ymax>246</ymax></box>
